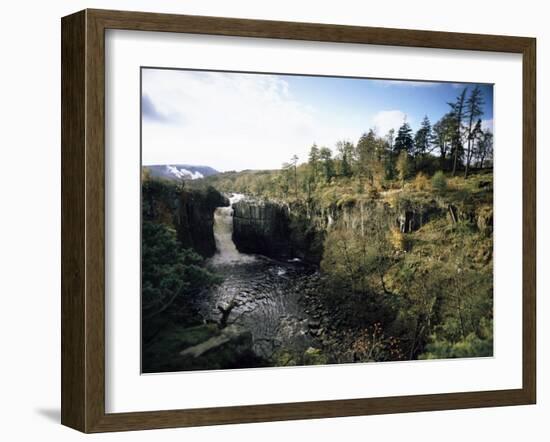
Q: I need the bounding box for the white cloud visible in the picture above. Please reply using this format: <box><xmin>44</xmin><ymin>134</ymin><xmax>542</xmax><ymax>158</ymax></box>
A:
<box><xmin>142</xmin><ymin>70</ymin><xmax>328</xmax><ymax>171</ymax></box>
<box><xmin>372</xmin><ymin>110</ymin><xmax>408</xmax><ymax>136</ymax></box>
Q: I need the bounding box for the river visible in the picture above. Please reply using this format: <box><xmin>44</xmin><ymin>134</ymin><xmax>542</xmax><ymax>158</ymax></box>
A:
<box><xmin>198</xmin><ymin>194</ymin><xmax>320</xmax><ymax>364</ymax></box>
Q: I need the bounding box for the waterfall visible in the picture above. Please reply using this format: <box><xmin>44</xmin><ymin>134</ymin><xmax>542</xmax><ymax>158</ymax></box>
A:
<box><xmin>211</xmin><ymin>194</ymin><xmax>253</xmax><ymax>264</ymax></box>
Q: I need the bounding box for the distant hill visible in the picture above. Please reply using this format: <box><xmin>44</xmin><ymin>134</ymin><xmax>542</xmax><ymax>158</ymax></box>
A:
<box><xmin>144</xmin><ymin>164</ymin><xmax>219</xmax><ymax>181</ymax></box>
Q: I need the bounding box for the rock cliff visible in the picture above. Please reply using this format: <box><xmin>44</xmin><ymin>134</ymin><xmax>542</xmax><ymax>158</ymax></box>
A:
<box><xmin>142</xmin><ymin>179</ymin><xmax>228</xmax><ymax>257</ymax></box>
<box><xmin>232</xmin><ymin>199</ymin><xmax>292</xmax><ymax>259</ymax></box>
<box><xmin>176</xmin><ymin>187</ymin><xmax>229</xmax><ymax>257</ymax></box>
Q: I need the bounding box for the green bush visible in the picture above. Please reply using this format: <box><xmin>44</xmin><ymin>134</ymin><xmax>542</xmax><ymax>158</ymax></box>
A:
<box><xmin>141</xmin><ymin>221</ymin><xmax>222</xmax><ymax>341</ymax></box>
<box><xmin>431</xmin><ymin>170</ymin><xmax>447</xmax><ymax>192</ymax></box>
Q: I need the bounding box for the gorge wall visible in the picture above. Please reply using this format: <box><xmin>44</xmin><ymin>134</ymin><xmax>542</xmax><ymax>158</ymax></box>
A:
<box><xmin>230</xmin><ymin>189</ymin><xmax>492</xmax><ymax>265</ymax></box>
<box><xmin>142</xmin><ymin>180</ymin><xmax>229</xmax><ymax>258</ymax></box>
<box><xmin>232</xmin><ymin>200</ymin><xmax>292</xmax><ymax>259</ymax></box>
<box><xmin>177</xmin><ymin>187</ymin><xmax>229</xmax><ymax>257</ymax></box>
<box><xmin>232</xmin><ymin>199</ymin><xmax>327</xmax><ymax>264</ymax></box>
<box><xmin>143</xmin><ymin>179</ymin><xmax>492</xmax><ymax>264</ymax></box>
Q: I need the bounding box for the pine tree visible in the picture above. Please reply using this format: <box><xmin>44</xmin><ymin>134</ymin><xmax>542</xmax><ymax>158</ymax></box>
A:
<box><xmin>414</xmin><ymin>115</ymin><xmax>432</xmax><ymax>157</ymax></box>
<box><xmin>291</xmin><ymin>154</ymin><xmax>298</xmax><ymax>198</ymax></box>
<box><xmin>448</xmin><ymin>88</ymin><xmax>467</xmax><ymax>176</ymax></box>
<box><xmin>463</xmin><ymin>86</ymin><xmax>485</xmax><ymax>178</ymax></box>
<box><xmin>308</xmin><ymin>143</ymin><xmax>320</xmax><ymax>180</ymax></box>
<box><xmin>394</xmin><ymin>121</ymin><xmax>414</xmax><ymax>155</ymax></box>
<box><xmin>336</xmin><ymin>140</ymin><xmax>354</xmax><ymax>177</ymax></box>
<box><xmin>356</xmin><ymin>130</ymin><xmax>376</xmax><ymax>176</ymax></box>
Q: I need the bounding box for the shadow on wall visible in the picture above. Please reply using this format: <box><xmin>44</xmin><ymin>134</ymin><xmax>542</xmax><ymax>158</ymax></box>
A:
<box><xmin>35</xmin><ymin>408</ymin><xmax>60</xmax><ymax>423</ymax></box>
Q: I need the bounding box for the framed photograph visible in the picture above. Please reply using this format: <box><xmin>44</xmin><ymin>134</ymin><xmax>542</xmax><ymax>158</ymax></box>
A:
<box><xmin>61</xmin><ymin>9</ymin><xmax>536</xmax><ymax>432</ymax></box>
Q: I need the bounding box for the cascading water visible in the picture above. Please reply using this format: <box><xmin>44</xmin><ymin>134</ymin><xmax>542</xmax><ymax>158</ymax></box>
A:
<box><xmin>198</xmin><ymin>193</ymin><xmax>316</xmax><ymax>361</ymax></box>
<box><xmin>211</xmin><ymin>194</ymin><xmax>253</xmax><ymax>264</ymax></box>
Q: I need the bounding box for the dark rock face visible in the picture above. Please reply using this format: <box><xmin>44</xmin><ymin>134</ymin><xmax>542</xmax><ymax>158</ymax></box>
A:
<box><xmin>287</xmin><ymin>206</ymin><xmax>326</xmax><ymax>264</ymax></box>
<box><xmin>142</xmin><ymin>180</ymin><xmax>228</xmax><ymax>258</ymax></box>
<box><xmin>176</xmin><ymin>187</ymin><xmax>229</xmax><ymax>257</ymax></box>
<box><xmin>395</xmin><ymin>203</ymin><xmax>442</xmax><ymax>233</ymax></box>
<box><xmin>232</xmin><ymin>200</ymin><xmax>292</xmax><ymax>259</ymax></box>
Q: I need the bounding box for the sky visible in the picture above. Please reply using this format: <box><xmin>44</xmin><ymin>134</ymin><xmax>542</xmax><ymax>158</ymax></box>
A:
<box><xmin>141</xmin><ymin>68</ymin><xmax>493</xmax><ymax>172</ymax></box>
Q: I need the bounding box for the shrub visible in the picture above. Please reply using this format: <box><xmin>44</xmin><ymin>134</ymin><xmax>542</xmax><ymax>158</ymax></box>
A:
<box><xmin>396</xmin><ymin>151</ymin><xmax>412</xmax><ymax>184</ymax></box>
<box><xmin>141</xmin><ymin>221</ymin><xmax>222</xmax><ymax>341</ymax></box>
<box><xmin>419</xmin><ymin>330</ymin><xmax>493</xmax><ymax>360</ymax></box>
<box><xmin>431</xmin><ymin>170</ymin><xmax>447</xmax><ymax>192</ymax></box>
<box><xmin>413</xmin><ymin>172</ymin><xmax>430</xmax><ymax>191</ymax></box>
<box><xmin>389</xmin><ymin>226</ymin><xmax>409</xmax><ymax>251</ymax></box>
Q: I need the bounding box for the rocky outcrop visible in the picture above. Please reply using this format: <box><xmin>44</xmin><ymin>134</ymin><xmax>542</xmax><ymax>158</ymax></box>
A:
<box><xmin>232</xmin><ymin>200</ymin><xmax>292</xmax><ymax>259</ymax></box>
<box><xmin>396</xmin><ymin>207</ymin><xmax>441</xmax><ymax>233</ymax></box>
<box><xmin>393</xmin><ymin>198</ymin><xmax>442</xmax><ymax>233</ymax></box>
<box><xmin>287</xmin><ymin>205</ymin><xmax>327</xmax><ymax>264</ymax></box>
<box><xmin>176</xmin><ymin>187</ymin><xmax>229</xmax><ymax>257</ymax></box>
<box><xmin>446</xmin><ymin>203</ymin><xmax>493</xmax><ymax>235</ymax></box>
<box><xmin>142</xmin><ymin>179</ymin><xmax>228</xmax><ymax>257</ymax></box>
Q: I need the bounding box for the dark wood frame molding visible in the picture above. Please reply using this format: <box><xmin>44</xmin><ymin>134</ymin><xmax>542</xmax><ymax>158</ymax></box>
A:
<box><xmin>61</xmin><ymin>9</ymin><xmax>536</xmax><ymax>433</ymax></box>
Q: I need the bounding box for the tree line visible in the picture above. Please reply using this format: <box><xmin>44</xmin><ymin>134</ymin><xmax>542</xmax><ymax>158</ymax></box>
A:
<box><xmin>281</xmin><ymin>85</ymin><xmax>492</xmax><ymax>195</ymax></box>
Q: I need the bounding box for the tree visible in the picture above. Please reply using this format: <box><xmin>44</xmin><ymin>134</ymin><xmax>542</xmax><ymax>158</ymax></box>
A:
<box><xmin>319</xmin><ymin>146</ymin><xmax>334</xmax><ymax>182</ymax></box>
<box><xmin>448</xmin><ymin>88</ymin><xmax>467</xmax><ymax>176</ymax></box>
<box><xmin>141</xmin><ymin>221</ymin><xmax>221</xmax><ymax>339</ymax></box>
<box><xmin>384</xmin><ymin>129</ymin><xmax>397</xmax><ymax>179</ymax></box>
<box><xmin>291</xmin><ymin>154</ymin><xmax>299</xmax><ymax>198</ymax></box>
<box><xmin>281</xmin><ymin>161</ymin><xmax>293</xmax><ymax>195</ymax></box>
<box><xmin>463</xmin><ymin>86</ymin><xmax>485</xmax><ymax>177</ymax></box>
<box><xmin>281</xmin><ymin>155</ymin><xmax>299</xmax><ymax>199</ymax></box>
<box><xmin>321</xmin><ymin>203</ymin><xmax>392</xmax><ymax>297</ymax></box>
<box><xmin>336</xmin><ymin>140</ymin><xmax>354</xmax><ymax>177</ymax></box>
<box><xmin>465</xmin><ymin>119</ymin><xmax>482</xmax><ymax>174</ymax></box>
<box><xmin>356</xmin><ymin>130</ymin><xmax>379</xmax><ymax>186</ymax></box>
<box><xmin>386</xmin><ymin>128</ymin><xmax>395</xmax><ymax>151</ymax></box>
<box><xmin>476</xmin><ymin>130</ymin><xmax>493</xmax><ymax>169</ymax></box>
<box><xmin>394</xmin><ymin>121</ymin><xmax>414</xmax><ymax>155</ymax></box>
<box><xmin>414</xmin><ymin>115</ymin><xmax>432</xmax><ymax>158</ymax></box>
<box><xmin>432</xmin><ymin>112</ymin><xmax>457</xmax><ymax>169</ymax></box>
<box><xmin>308</xmin><ymin>143</ymin><xmax>320</xmax><ymax>181</ymax></box>
<box><xmin>396</xmin><ymin>150</ymin><xmax>411</xmax><ymax>185</ymax></box>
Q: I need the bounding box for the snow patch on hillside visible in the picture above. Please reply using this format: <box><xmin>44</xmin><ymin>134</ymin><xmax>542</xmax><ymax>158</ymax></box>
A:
<box><xmin>166</xmin><ymin>165</ymin><xmax>204</xmax><ymax>180</ymax></box>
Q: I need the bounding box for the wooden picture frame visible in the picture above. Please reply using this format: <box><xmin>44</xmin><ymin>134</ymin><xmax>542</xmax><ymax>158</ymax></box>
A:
<box><xmin>61</xmin><ymin>8</ymin><xmax>536</xmax><ymax>433</ymax></box>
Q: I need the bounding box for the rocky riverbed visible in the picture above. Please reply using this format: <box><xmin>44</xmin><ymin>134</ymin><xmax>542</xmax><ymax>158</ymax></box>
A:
<box><xmin>195</xmin><ymin>257</ymin><xmax>322</xmax><ymax>366</ymax></box>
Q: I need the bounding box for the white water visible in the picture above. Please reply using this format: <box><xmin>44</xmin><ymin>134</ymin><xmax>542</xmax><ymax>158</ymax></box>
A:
<box><xmin>211</xmin><ymin>194</ymin><xmax>254</xmax><ymax>264</ymax></box>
